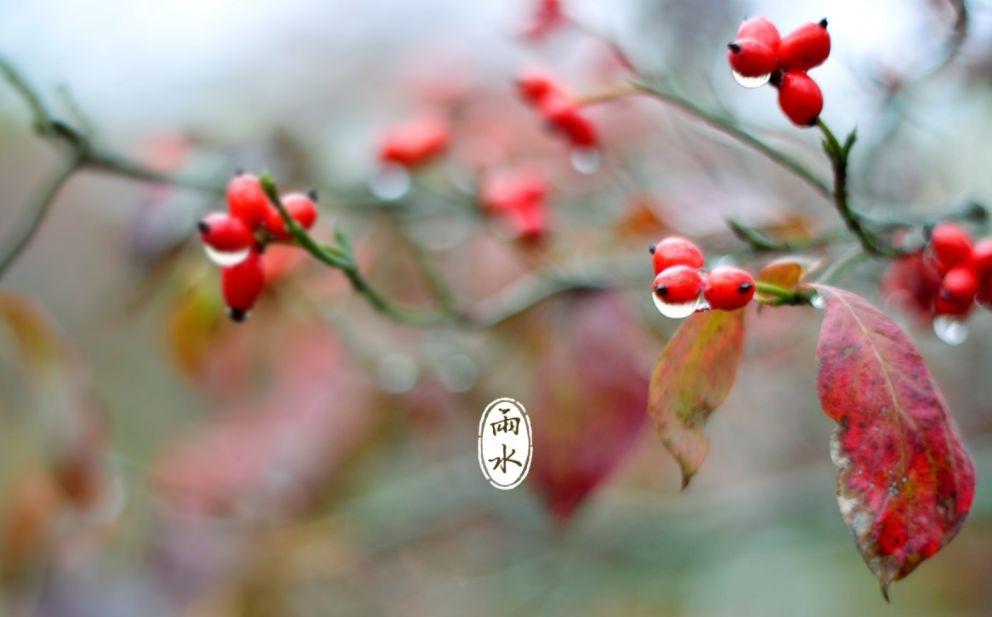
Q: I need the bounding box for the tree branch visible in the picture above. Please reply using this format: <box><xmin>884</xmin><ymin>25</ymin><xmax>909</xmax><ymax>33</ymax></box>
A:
<box><xmin>0</xmin><ymin>153</ymin><xmax>84</xmax><ymax>279</ymax></box>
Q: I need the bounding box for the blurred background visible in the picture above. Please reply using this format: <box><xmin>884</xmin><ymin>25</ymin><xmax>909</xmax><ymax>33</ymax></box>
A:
<box><xmin>2</xmin><ymin>0</ymin><xmax>992</xmax><ymax>615</ymax></box>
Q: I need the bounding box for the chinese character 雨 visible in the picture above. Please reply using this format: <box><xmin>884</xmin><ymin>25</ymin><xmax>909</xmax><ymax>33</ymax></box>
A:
<box><xmin>490</xmin><ymin>407</ymin><xmax>521</xmax><ymax>436</ymax></box>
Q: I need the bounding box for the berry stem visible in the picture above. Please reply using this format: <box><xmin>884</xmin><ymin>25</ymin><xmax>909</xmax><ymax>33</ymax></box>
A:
<box><xmin>754</xmin><ymin>281</ymin><xmax>816</xmax><ymax>306</ymax></box>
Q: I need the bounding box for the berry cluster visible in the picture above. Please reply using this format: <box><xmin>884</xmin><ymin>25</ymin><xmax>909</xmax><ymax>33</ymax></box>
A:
<box><xmin>925</xmin><ymin>223</ymin><xmax>992</xmax><ymax>317</ymax></box>
<box><xmin>480</xmin><ymin>167</ymin><xmax>550</xmax><ymax>241</ymax></box>
<box><xmin>197</xmin><ymin>173</ymin><xmax>319</xmax><ymax>322</ymax></box>
<box><xmin>650</xmin><ymin>236</ymin><xmax>756</xmax><ymax>313</ymax></box>
<box><xmin>517</xmin><ymin>68</ymin><xmax>598</xmax><ymax>151</ymax></box>
<box><xmin>728</xmin><ymin>17</ymin><xmax>831</xmax><ymax>126</ymax></box>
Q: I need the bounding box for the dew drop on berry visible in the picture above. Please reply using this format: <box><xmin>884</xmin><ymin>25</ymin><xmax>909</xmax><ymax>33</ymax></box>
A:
<box><xmin>810</xmin><ymin>292</ymin><xmax>827</xmax><ymax>310</ymax></box>
<box><xmin>651</xmin><ymin>292</ymin><xmax>700</xmax><ymax>319</ymax></box>
<box><xmin>933</xmin><ymin>315</ymin><xmax>968</xmax><ymax>346</ymax></box>
<box><xmin>732</xmin><ymin>70</ymin><xmax>771</xmax><ymax>89</ymax></box>
<box><xmin>570</xmin><ymin>146</ymin><xmax>601</xmax><ymax>175</ymax></box>
<box><xmin>369</xmin><ymin>163</ymin><xmax>411</xmax><ymax>201</ymax></box>
<box><xmin>203</xmin><ymin>244</ymin><xmax>251</xmax><ymax>267</ymax></box>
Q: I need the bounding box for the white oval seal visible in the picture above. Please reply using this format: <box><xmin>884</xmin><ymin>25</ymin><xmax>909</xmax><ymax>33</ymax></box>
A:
<box><xmin>478</xmin><ymin>398</ymin><xmax>532</xmax><ymax>490</ymax></box>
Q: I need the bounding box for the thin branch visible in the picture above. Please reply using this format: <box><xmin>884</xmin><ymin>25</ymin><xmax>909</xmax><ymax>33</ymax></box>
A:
<box><xmin>0</xmin><ymin>153</ymin><xmax>84</xmax><ymax>279</ymax></box>
<box><xmin>725</xmin><ymin>218</ymin><xmax>841</xmax><ymax>253</ymax></box>
<box><xmin>816</xmin><ymin>119</ymin><xmax>905</xmax><ymax>258</ymax></box>
<box><xmin>259</xmin><ymin>174</ymin><xmax>472</xmax><ymax>327</ymax></box>
<box><xmin>629</xmin><ymin>78</ymin><xmax>833</xmax><ymax>199</ymax></box>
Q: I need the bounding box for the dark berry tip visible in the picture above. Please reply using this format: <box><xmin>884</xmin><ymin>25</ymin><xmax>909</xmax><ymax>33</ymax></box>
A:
<box><xmin>196</xmin><ymin>220</ymin><xmax>210</xmax><ymax>234</ymax></box>
<box><xmin>649</xmin><ymin>243</ymin><xmax>657</xmax><ymax>254</ymax></box>
<box><xmin>727</xmin><ymin>42</ymin><xmax>741</xmax><ymax>53</ymax></box>
<box><xmin>307</xmin><ymin>188</ymin><xmax>319</xmax><ymax>202</ymax></box>
<box><xmin>807</xmin><ymin>116</ymin><xmax>820</xmax><ymax>127</ymax></box>
<box><xmin>228</xmin><ymin>308</ymin><xmax>247</xmax><ymax>323</ymax></box>
<box><xmin>738</xmin><ymin>282</ymin><xmax>754</xmax><ymax>293</ymax></box>
<box><xmin>234</xmin><ymin>168</ymin><xmax>245</xmax><ymax>176</ymax></box>
<box><xmin>655</xmin><ymin>285</ymin><xmax>668</xmax><ymax>296</ymax></box>
<box><xmin>819</xmin><ymin>18</ymin><xmax>828</xmax><ymax>28</ymax></box>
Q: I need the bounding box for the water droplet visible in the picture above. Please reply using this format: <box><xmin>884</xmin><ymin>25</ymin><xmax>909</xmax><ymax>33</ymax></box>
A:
<box><xmin>369</xmin><ymin>163</ymin><xmax>411</xmax><ymax>201</ymax></box>
<box><xmin>732</xmin><ymin>71</ymin><xmax>771</xmax><ymax>89</ymax></box>
<box><xmin>652</xmin><ymin>292</ymin><xmax>700</xmax><ymax>319</ymax></box>
<box><xmin>933</xmin><ymin>316</ymin><xmax>968</xmax><ymax>346</ymax></box>
<box><xmin>438</xmin><ymin>353</ymin><xmax>477</xmax><ymax>393</ymax></box>
<box><xmin>203</xmin><ymin>244</ymin><xmax>251</xmax><ymax>267</ymax></box>
<box><xmin>810</xmin><ymin>293</ymin><xmax>827</xmax><ymax>310</ymax></box>
<box><xmin>376</xmin><ymin>352</ymin><xmax>419</xmax><ymax>393</ymax></box>
<box><xmin>570</xmin><ymin>147</ymin><xmax>601</xmax><ymax>175</ymax></box>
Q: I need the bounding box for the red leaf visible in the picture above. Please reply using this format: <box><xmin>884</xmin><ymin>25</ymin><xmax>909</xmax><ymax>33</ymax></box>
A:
<box><xmin>815</xmin><ymin>286</ymin><xmax>975</xmax><ymax>598</ymax></box>
<box><xmin>647</xmin><ymin>309</ymin><xmax>745</xmax><ymax>488</ymax></box>
<box><xmin>529</xmin><ymin>293</ymin><xmax>648</xmax><ymax>521</ymax></box>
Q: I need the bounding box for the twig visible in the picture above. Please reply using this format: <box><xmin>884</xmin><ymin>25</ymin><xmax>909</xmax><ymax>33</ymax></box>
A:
<box><xmin>628</xmin><ymin>78</ymin><xmax>833</xmax><ymax>199</ymax></box>
<box><xmin>260</xmin><ymin>174</ymin><xmax>471</xmax><ymax>327</ymax></box>
<box><xmin>726</xmin><ymin>218</ymin><xmax>840</xmax><ymax>253</ymax></box>
<box><xmin>816</xmin><ymin>120</ymin><xmax>905</xmax><ymax>258</ymax></box>
<box><xmin>0</xmin><ymin>153</ymin><xmax>84</xmax><ymax>279</ymax></box>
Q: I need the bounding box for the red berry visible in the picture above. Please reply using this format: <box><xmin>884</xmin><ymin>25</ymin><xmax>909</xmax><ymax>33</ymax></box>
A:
<box><xmin>227</xmin><ymin>173</ymin><xmax>270</xmax><ymax>229</ymax></box>
<box><xmin>929</xmin><ymin>223</ymin><xmax>973</xmax><ymax>272</ymax></box>
<box><xmin>737</xmin><ymin>17</ymin><xmax>780</xmax><ymax>51</ymax></box>
<box><xmin>480</xmin><ymin>168</ymin><xmax>547</xmax><ymax>213</ymax></box>
<box><xmin>543</xmin><ymin>99</ymin><xmax>597</xmax><ymax>147</ymax></box>
<box><xmin>517</xmin><ymin>68</ymin><xmax>565</xmax><ymax>105</ymax></box>
<box><xmin>653</xmin><ymin>265</ymin><xmax>703</xmax><ymax>304</ymax></box>
<box><xmin>727</xmin><ymin>39</ymin><xmax>778</xmax><ymax>78</ymax></box>
<box><xmin>703</xmin><ymin>266</ymin><xmax>756</xmax><ymax>310</ymax></box>
<box><xmin>651</xmin><ymin>236</ymin><xmax>704</xmax><ymax>274</ymax></box>
<box><xmin>880</xmin><ymin>255</ymin><xmax>942</xmax><ymax>324</ymax></box>
<box><xmin>779</xmin><ymin>20</ymin><xmax>831</xmax><ymax>72</ymax></box>
<box><xmin>778</xmin><ymin>71</ymin><xmax>823</xmax><ymax>126</ymax></box>
<box><xmin>222</xmin><ymin>250</ymin><xmax>265</xmax><ymax>322</ymax></box>
<box><xmin>935</xmin><ymin>294</ymin><xmax>973</xmax><ymax>317</ymax></box>
<box><xmin>976</xmin><ymin>278</ymin><xmax>992</xmax><ymax>309</ymax></box>
<box><xmin>378</xmin><ymin>116</ymin><xmax>450</xmax><ymax>168</ymax></box>
<box><xmin>265</xmin><ymin>191</ymin><xmax>319</xmax><ymax>240</ymax></box>
<box><xmin>197</xmin><ymin>212</ymin><xmax>253</xmax><ymax>252</ymax></box>
<box><xmin>506</xmin><ymin>198</ymin><xmax>549</xmax><ymax>242</ymax></box>
<box><xmin>972</xmin><ymin>238</ymin><xmax>992</xmax><ymax>278</ymax></box>
<box><xmin>939</xmin><ymin>266</ymin><xmax>978</xmax><ymax>305</ymax></box>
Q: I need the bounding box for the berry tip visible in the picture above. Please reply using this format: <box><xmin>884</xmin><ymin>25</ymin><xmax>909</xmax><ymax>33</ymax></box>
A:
<box><xmin>819</xmin><ymin>18</ymin><xmax>828</xmax><ymax>28</ymax></box>
<box><xmin>196</xmin><ymin>220</ymin><xmax>209</xmax><ymax>234</ymax></box>
<box><xmin>727</xmin><ymin>42</ymin><xmax>741</xmax><ymax>53</ymax></box>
